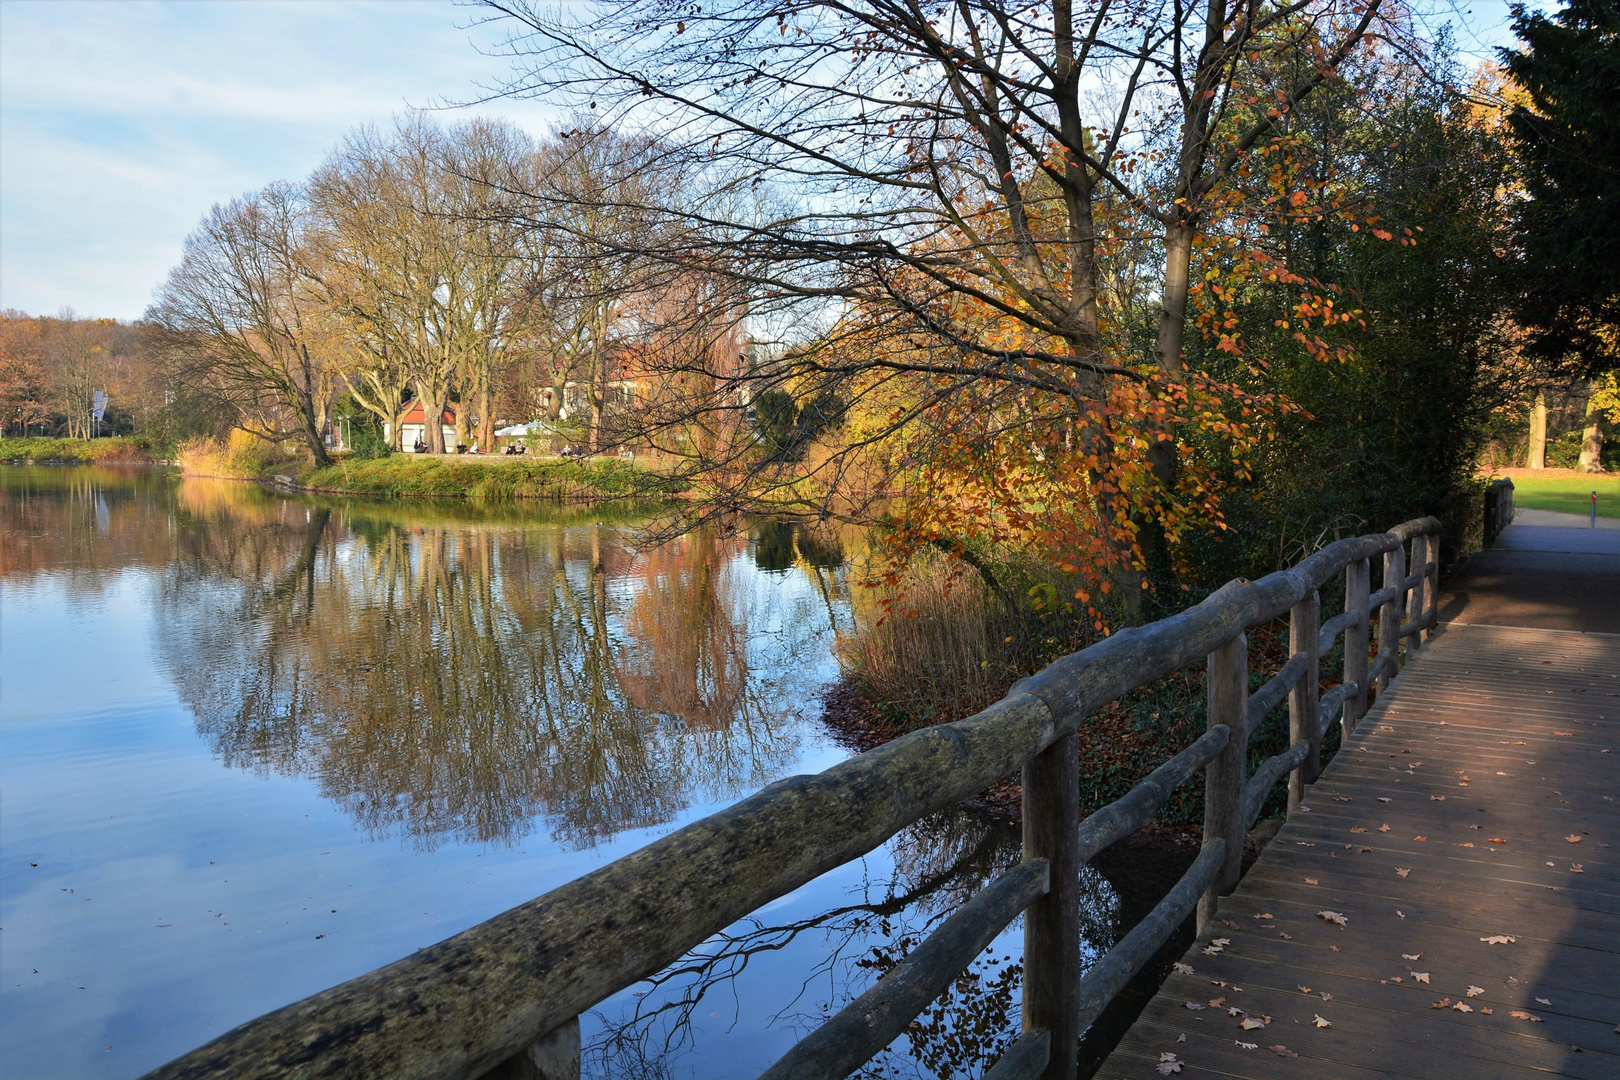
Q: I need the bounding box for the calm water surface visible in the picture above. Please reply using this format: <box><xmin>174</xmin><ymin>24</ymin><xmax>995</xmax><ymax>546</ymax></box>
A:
<box><xmin>1</xmin><ymin>466</ymin><xmax>1122</xmax><ymax>1080</ymax></box>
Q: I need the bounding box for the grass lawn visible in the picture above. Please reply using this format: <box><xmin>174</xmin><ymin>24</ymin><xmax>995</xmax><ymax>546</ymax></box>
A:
<box><xmin>1497</xmin><ymin>471</ymin><xmax>1620</xmax><ymax>518</ymax></box>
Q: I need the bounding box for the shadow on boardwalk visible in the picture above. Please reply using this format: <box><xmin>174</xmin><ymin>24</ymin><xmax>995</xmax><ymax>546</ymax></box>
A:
<box><xmin>1097</xmin><ymin>515</ymin><xmax>1620</xmax><ymax>1078</ymax></box>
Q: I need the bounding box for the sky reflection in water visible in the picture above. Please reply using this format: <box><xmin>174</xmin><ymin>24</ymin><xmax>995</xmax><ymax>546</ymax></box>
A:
<box><xmin>1</xmin><ymin>467</ymin><xmax>1112</xmax><ymax>1080</ymax></box>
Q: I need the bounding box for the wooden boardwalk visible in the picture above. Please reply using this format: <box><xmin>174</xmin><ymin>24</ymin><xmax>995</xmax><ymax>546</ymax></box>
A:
<box><xmin>1099</xmin><ymin>522</ymin><xmax>1620</xmax><ymax>1079</ymax></box>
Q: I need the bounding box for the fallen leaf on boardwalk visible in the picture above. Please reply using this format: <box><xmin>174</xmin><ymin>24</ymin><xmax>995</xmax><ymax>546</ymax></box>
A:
<box><xmin>1320</xmin><ymin>991</ymin><xmax>1333</xmax><ymax>1001</ymax></box>
<box><xmin>1279</xmin><ymin>931</ymin><xmax>1293</xmax><ymax>940</ymax></box>
<box><xmin>1402</xmin><ymin>952</ymin><xmax>1423</xmax><ymax>960</ymax></box>
<box><xmin>1480</xmin><ymin>935</ymin><xmax>1517</xmax><ymax>945</ymax></box>
<box><xmin>1488</xmin><ymin>837</ymin><xmax>1508</xmax><ymax>844</ymax></box>
<box><xmin>1391</xmin><ymin>976</ymin><xmax>1405</xmax><ymax>983</ymax></box>
<box><xmin>1304</xmin><ymin>877</ymin><xmax>1319</xmax><ymax>885</ymax></box>
<box><xmin>1481</xmin><ymin>1007</ymin><xmax>1494</xmax><ymax>1015</ymax></box>
<box><xmin>1177</xmin><ymin>1033</ymin><xmax>1186</xmax><ymax>1042</ymax></box>
<box><xmin>1184</xmin><ymin>1002</ymin><xmax>1207</xmax><ymax>1010</ymax></box>
<box><xmin>1358</xmin><ymin>846</ymin><xmax>1373</xmax><ymax>853</ymax></box>
<box><xmin>1510</xmin><ymin>1011</ymin><xmax>1543</xmax><ymax>1022</ymax></box>
<box><xmin>1228</xmin><ymin>1007</ymin><xmax>1244</xmax><ymax>1017</ymax></box>
<box><xmin>1430</xmin><ymin>997</ymin><xmax>1453</xmax><ymax>1009</ymax></box>
<box><xmin>1397</xmin><ymin>910</ymin><xmax>1406</xmax><ymax>919</ymax></box>
<box><xmin>1209</xmin><ymin>996</ymin><xmax>1226</xmax><ymax>1008</ymax></box>
<box><xmin>1221</xmin><ymin>919</ymin><xmax>1239</xmax><ymax>930</ymax></box>
<box><xmin>1566</xmin><ymin>835</ymin><xmax>1582</xmax><ymax>844</ymax></box>
<box><xmin>1313</xmin><ymin>1014</ymin><xmax>1332</xmax><ymax>1028</ymax></box>
<box><xmin>1554</xmin><ymin>731</ymin><xmax>1574</xmax><ymax>736</ymax></box>
<box><xmin>1156</xmin><ymin>1052</ymin><xmax>1182</xmax><ymax>1075</ymax></box>
<box><xmin>1253</xmin><ymin>913</ymin><xmax>1273</xmax><ymax>920</ymax></box>
<box><xmin>1269</xmin><ymin>1045</ymin><xmax>1299</xmax><ymax>1058</ymax></box>
<box><xmin>1378</xmin><ymin>824</ymin><xmax>1391</xmax><ymax>832</ymax></box>
<box><xmin>1430</xmin><ymin>795</ymin><xmax>1446</xmax><ymax>801</ymax></box>
<box><xmin>1459</xmin><ymin>842</ymin><xmax>1475</xmax><ymax>848</ymax></box>
<box><xmin>1336</xmin><ymin>795</ymin><xmax>1352</xmax><ymax>802</ymax></box>
<box><xmin>1329</xmin><ymin>945</ymin><xmax>1342</xmax><ymax>953</ymax></box>
<box><xmin>1350</xmin><ymin>826</ymin><xmax>1369</xmax><ymax>834</ymax></box>
<box><xmin>1173</xmin><ymin>963</ymin><xmax>1194</xmax><ymax>975</ymax></box>
<box><xmin>1235</xmin><ymin>1040</ymin><xmax>1258</xmax><ymax>1050</ymax></box>
<box><xmin>1453</xmin><ymin>1003</ymin><xmax>1473</xmax><ymax>1013</ymax></box>
<box><xmin>1465</xmin><ymin>986</ymin><xmax>1484</xmax><ymax>997</ymax></box>
<box><xmin>1411</xmin><ymin>972</ymin><xmax>1430</xmax><ymax>983</ymax></box>
<box><xmin>1571</xmin><ymin>864</ymin><xmax>1584</xmax><ymax>873</ymax></box>
<box><xmin>1297</xmin><ymin>984</ymin><xmax>1313</xmax><ymax>994</ymax></box>
<box><xmin>1396</xmin><ymin>867</ymin><xmax>1412</xmax><ymax>877</ymax></box>
<box><xmin>1239</xmin><ymin>1015</ymin><xmax>1271</xmax><ymax>1030</ymax></box>
<box><xmin>1414</xmin><ymin>835</ymin><xmax>1427</xmax><ymax>841</ymax></box>
<box><xmin>1535</xmin><ymin>996</ymin><xmax>1552</xmax><ymax>1006</ymax></box>
<box><xmin>1378</xmin><ymin>796</ymin><xmax>1393</xmax><ymax>803</ymax></box>
<box><xmin>1317</xmin><ymin>910</ymin><xmax>1348</xmax><ymax>927</ymax></box>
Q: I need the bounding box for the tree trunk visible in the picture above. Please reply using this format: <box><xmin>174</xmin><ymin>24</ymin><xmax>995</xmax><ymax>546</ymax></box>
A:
<box><xmin>1527</xmin><ymin>392</ymin><xmax>1548</xmax><ymax>469</ymax></box>
<box><xmin>1578</xmin><ymin>391</ymin><xmax>1605</xmax><ymax>473</ymax></box>
<box><xmin>479</xmin><ymin>382</ymin><xmax>495</xmax><ymax>450</ymax></box>
<box><xmin>418</xmin><ymin>381</ymin><xmax>446</xmax><ymax>454</ymax></box>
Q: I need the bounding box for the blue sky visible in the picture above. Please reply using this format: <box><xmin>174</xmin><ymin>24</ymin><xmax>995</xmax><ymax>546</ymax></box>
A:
<box><xmin>0</xmin><ymin>0</ymin><xmax>1528</xmax><ymax>323</ymax></box>
<box><xmin>0</xmin><ymin>0</ymin><xmax>560</xmax><ymax>321</ymax></box>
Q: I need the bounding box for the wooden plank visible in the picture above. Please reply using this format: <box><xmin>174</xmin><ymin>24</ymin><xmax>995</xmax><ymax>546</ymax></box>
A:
<box><xmin>1095</xmin><ymin>622</ymin><xmax>1620</xmax><ymax>1080</ymax></box>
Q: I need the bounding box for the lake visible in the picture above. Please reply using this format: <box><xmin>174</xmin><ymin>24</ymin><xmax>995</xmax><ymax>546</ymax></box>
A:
<box><xmin>1</xmin><ymin>465</ymin><xmax>1149</xmax><ymax>1080</ymax></box>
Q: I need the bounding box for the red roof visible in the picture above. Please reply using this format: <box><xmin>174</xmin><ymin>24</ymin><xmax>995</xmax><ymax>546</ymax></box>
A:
<box><xmin>399</xmin><ymin>401</ymin><xmax>456</xmax><ymax>425</ymax></box>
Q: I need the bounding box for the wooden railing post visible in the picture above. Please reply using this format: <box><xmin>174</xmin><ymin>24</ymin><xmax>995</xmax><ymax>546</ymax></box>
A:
<box><xmin>486</xmin><ymin>1016</ymin><xmax>581</xmax><ymax>1080</ymax></box>
<box><xmin>1287</xmin><ymin>591</ymin><xmax>1321</xmax><ymax>812</ymax></box>
<box><xmin>1405</xmin><ymin>533</ymin><xmax>1430</xmax><ymax>655</ymax></box>
<box><xmin>1022</xmin><ymin>732</ymin><xmax>1080</xmax><ymax>1080</ymax></box>
<box><xmin>1343</xmin><ymin>558</ymin><xmax>1370</xmax><ymax>732</ymax></box>
<box><xmin>1198</xmin><ymin>633</ymin><xmax>1248</xmax><ymax>934</ymax></box>
<box><xmin>1381</xmin><ymin>542</ymin><xmax>1406</xmax><ymax>687</ymax></box>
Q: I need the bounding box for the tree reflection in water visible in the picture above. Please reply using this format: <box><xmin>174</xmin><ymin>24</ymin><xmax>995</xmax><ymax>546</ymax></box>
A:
<box><xmin>148</xmin><ymin>479</ymin><xmax>845</xmax><ymax>851</ymax></box>
<box><xmin>583</xmin><ymin>809</ymin><xmax>1121</xmax><ymax>1080</ymax></box>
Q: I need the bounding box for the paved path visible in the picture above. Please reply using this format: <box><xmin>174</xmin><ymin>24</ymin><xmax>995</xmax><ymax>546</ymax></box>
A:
<box><xmin>1097</xmin><ymin>517</ymin><xmax>1620</xmax><ymax>1079</ymax></box>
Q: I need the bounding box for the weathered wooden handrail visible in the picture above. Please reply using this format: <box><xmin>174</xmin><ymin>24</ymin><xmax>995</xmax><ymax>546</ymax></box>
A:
<box><xmin>1484</xmin><ymin>477</ymin><xmax>1515</xmax><ymax>547</ymax></box>
<box><xmin>144</xmin><ymin>517</ymin><xmax>1443</xmax><ymax>1080</ymax></box>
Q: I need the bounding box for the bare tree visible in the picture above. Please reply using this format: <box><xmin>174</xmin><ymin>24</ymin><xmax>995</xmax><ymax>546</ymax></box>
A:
<box><xmin>151</xmin><ymin>183</ymin><xmax>335</xmax><ymax>466</ymax></box>
<box><xmin>310</xmin><ymin>115</ymin><xmax>533</xmax><ymax>454</ymax></box>
<box><xmin>476</xmin><ymin>0</ymin><xmax>1398</xmax><ymax>592</ymax></box>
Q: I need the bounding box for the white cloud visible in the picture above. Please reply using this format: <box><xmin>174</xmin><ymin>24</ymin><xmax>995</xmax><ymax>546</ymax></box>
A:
<box><xmin>0</xmin><ymin>0</ymin><xmax>561</xmax><ymax>319</ymax></box>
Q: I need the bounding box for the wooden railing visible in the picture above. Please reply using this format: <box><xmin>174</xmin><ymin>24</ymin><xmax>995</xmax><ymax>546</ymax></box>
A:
<box><xmin>144</xmin><ymin>517</ymin><xmax>1444</xmax><ymax>1080</ymax></box>
<box><xmin>1484</xmin><ymin>477</ymin><xmax>1515</xmax><ymax>547</ymax></box>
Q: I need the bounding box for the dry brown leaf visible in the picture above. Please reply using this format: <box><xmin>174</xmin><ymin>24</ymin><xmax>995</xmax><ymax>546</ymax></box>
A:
<box><xmin>1402</xmin><ymin>952</ymin><xmax>1423</xmax><ymax>960</ymax></box>
<box><xmin>1572</xmin><ymin>863</ymin><xmax>1584</xmax><ymax>873</ymax></box>
<box><xmin>1239</xmin><ymin>1016</ymin><xmax>1271</xmax><ymax>1030</ymax></box>
<box><xmin>1350</xmin><ymin>826</ymin><xmax>1369</xmax><ymax>834</ymax></box>
<box><xmin>1329</xmin><ymin>945</ymin><xmax>1341</xmax><ymax>953</ymax></box>
<box><xmin>1228</xmin><ymin>1007</ymin><xmax>1244</xmax><ymax>1017</ymax></box>
<box><xmin>1429</xmin><ymin>997</ymin><xmax>1453</xmax><ymax>1009</ymax></box>
<box><xmin>1535</xmin><ymin>996</ymin><xmax>1552</xmax><ymax>1006</ymax></box>
<box><xmin>1397</xmin><ymin>910</ymin><xmax>1406</xmax><ymax>919</ymax></box>
<box><xmin>1411</xmin><ymin>972</ymin><xmax>1431</xmax><ymax>984</ymax></box>
<box><xmin>1510</xmin><ymin>1011</ymin><xmax>1543</xmax><ymax>1022</ymax></box>
<box><xmin>1313</xmin><ymin>1014</ymin><xmax>1331</xmax><ymax>1027</ymax></box>
<box><xmin>1378</xmin><ymin>796</ymin><xmax>1393</xmax><ymax>802</ymax></box>
<box><xmin>1430</xmin><ymin>795</ymin><xmax>1446</xmax><ymax>801</ymax></box>
<box><xmin>1209</xmin><ymin>996</ymin><xmax>1226</xmax><ymax>1008</ymax></box>
<box><xmin>1297</xmin><ymin>984</ymin><xmax>1312</xmax><ymax>994</ymax></box>
<box><xmin>1304</xmin><ymin>876</ymin><xmax>1319</xmax><ymax>885</ymax></box>
<box><xmin>1156</xmin><ymin>1052</ymin><xmax>1183</xmax><ymax>1075</ymax></box>
<box><xmin>1253</xmin><ymin>913</ymin><xmax>1273</xmax><ymax>920</ymax></box>
<box><xmin>1488</xmin><ymin>837</ymin><xmax>1508</xmax><ymax>845</ymax></box>
<box><xmin>1465</xmin><ymin>986</ymin><xmax>1485</xmax><ymax>997</ymax></box>
<box><xmin>1481</xmin><ymin>1007</ymin><xmax>1494</xmax><ymax>1015</ymax></box>
<box><xmin>1480</xmin><ymin>935</ymin><xmax>1517</xmax><ymax>945</ymax></box>
<box><xmin>1270</xmin><ymin>1045</ymin><xmax>1299</xmax><ymax>1058</ymax></box>
<box><xmin>1184</xmin><ymin>1002</ymin><xmax>1207</xmax><ymax>1010</ymax></box>
<box><xmin>1317</xmin><ymin>910</ymin><xmax>1348</xmax><ymax>927</ymax></box>
<box><xmin>1459</xmin><ymin>842</ymin><xmax>1476</xmax><ymax>848</ymax></box>
<box><xmin>1278</xmin><ymin>931</ymin><xmax>1293</xmax><ymax>940</ymax></box>
<box><xmin>1566</xmin><ymin>834</ymin><xmax>1583</xmax><ymax>843</ymax></box>
<box><xmin>1453</xmin><ymin>1002</ymin><xmax>1474</xmax><ymax>1013</ymax></box>
<box><xmin>1396</xmin><ymin>867</ymin><xmax>1411</xmax><ymax>877</ymax></box>
<box><xmin>1235</xmin><ymin>1040</ymin><xmax>1258</xmax><ymax>1049</ymax></box>
<box><xmin>1378</xmin><ymin>824</ymin><xmax>1392</xmax><ymax>832</ymax></box>
<box><xmin>1173</xmin><ymin>962</ymin><xmax>1195</xmax><ymax>975</ymax></box>
<box><xmin>1414</xmin><ymin>835</ymin><xmax>1428</xmax><ymax>841</ymax></box>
